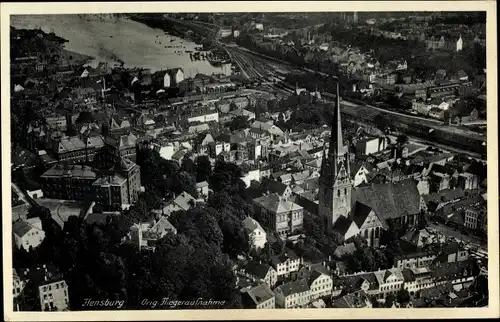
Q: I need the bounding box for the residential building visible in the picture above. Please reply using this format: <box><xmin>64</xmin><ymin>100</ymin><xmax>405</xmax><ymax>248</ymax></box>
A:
<box><xmin>464</xmin><ymin>206</ymin><xmax>484</xmax><ymax>230</ymax></box>
<box><xmin>242</xmin><ymin>216</ymin><xmax>267</xmax><ymax>250</ymax></box>
<box><xmin>19</xmin><ymin>264</ymin><xmax>69</xmax><ymax>311</ymax></box>
<box><xmin>271</xmin><ymin>251</ymin><xmax>301</xmax><ymax>278</ymax></box>
<box><xmin>13</xmin><ymin>269</ymin><xmax>25</xmax><ymax>300</ymax></box>
<box><xmin>458</xmin><ymin>172</ymin><xmax>479</xmax><ymax>191</ymax></box>
<box><xmin>308</xmin><ymin>270</ymin><xmax>333</xmax><ymax>300</ymax></box>
<box><xmin>394</xmin><ymin>252</ymin><xmax>437</xmax><ymax>269</ymax></box>
<box><xmin>331</xmin><ymin>290</ymin><xmax>372</xmax><ymax>308</ymax></box>
<box><xmin>355</xmin><ymin>136</ymin><xmax>387</xmax><ymax>156</ymax></box>
<box><xmin>195</xmin><ymin>181</ymin><xmax>210</xmax><ymax>198</ymax></box>
<box><xmin>45</xmin><ymin>115</ymin><xmax>67</xmax><ymax>132</ymax></box>
<box><xmin>155</xmin><ymin>68</ymin><xmax>184</xmax><ymax>88</ymax></box>
<box><xmin>130</xmin><ymin>217</ymin><xmax>177</xmax><ymax>251</ymax></box>
<box><xmin>274</xmin><ymin>279</ymin><xmax>310</xmax><ymax>308</ymax></box>
<box><xmin>187</xmin><ymin>110</ymin><xmax>219</xmax><ymax>124</ymax></box>
<box><xmin>242</xmin><ymin>283</ymin><xmax>275</xmax><ymax>309</ymax></box>
<box><xmin>425</xmin><ymin>35</ymin><xmax>446</xmax><ymax>51</ymax></box>
<box><xmin>239</xmin><ymin>261</ymin><xmax>278</xmax><ymax>287</ymax></box>
<box><xmin>155</xmin><ymin>191</ymin><xmax>197</xmax><ymax>217</ymax></box>
<box><xmin>12</xmin><ymin>217</ymin><xmax>45</xmax><ymax>251</ymax></box>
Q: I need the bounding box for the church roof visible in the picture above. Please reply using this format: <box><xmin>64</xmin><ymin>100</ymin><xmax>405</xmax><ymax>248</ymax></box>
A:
<box><xmin>351</xmin><ymin>179</ymin><xmax>421</xmax><ymax>221</ymax></box>
<box><xmin>351</xmin><ymin>201</ymin><xmax>373</xmax><ymax>228</ymax></box>
<box><xmin>332</xmin><ymin>216</ymin><xmax>354</xmax><ymax>236</ymax></box>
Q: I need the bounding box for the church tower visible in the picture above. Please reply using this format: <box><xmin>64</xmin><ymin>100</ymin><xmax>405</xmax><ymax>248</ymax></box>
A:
<box><xmin>318</xmin><ymin>80</ymin><xmax>352</xmax><ymax>231</ymax></box>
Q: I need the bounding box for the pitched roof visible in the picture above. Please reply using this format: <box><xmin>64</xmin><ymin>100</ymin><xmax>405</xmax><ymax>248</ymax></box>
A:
<box><xmin>172</xmin><ymin>192</ymin><xmax>196</xmax><ymax>211</ymax></box>
<box><xmin>242</xmin><ymin>261</ymin><xmax>272</xmax><ymax>279</ymax></box>
<box><xmin>332</xmin><ymin>216</ymin><xmax>354</xmax><ymax>236</ymax></box>
<box><xmin>92</xmin><ymin>173</ymin><xmax>127</xmax><ymax>186</ymax></box>
<box><xmin>149</xmin><ymin>217</ymin><xmax>177</xmax><ymax>234</ymax></box>
<box><xmin>41</xmin><ymin>164</ymin><xmax>97</xmax><ymax>179</ymax></box>
<box><xmin>351</xmin><ymin>179</ymin><xmax>421</xmax><ymax>221</ymax></box>
<box><xmin>351</xmin><ymin>201</ymin><xmax>373</xmax><ymax>228</ymax></box>
<box><xmin>261</xmin><ymin>178</ymin><xmax>289</xmax><ymax>195</ymax></box>
<box><xmin>423</xmin><ymin>188</ymin><xmax>465</xmax><ymax>205</ymax></box>
<box><xmin>242</xmin><ymin>216</ymin><xmax>264</xmax><ymax>233</ymax></box>
<box><xmin>271</xmin><ymin>249</ymin><xmax>300</xmax><ymax>265</ymax></box>
<box><xmin>332</xmin><ymin>290</ymin><xmax>370</xmax><ymax>308</ymax></box>
<box><xmin>276</xmin><ymin>279</ymin><xmax>310</xmax><ymax>297</ymax></box>
<box><xmin>244</xmin><ymin>283</ymin><xmax>274</xmax><ymax>305</ymax></box>
<box><xmin>58</xmin><ymin>136</ymin><xmax>86</xmax><ymax>153</ymax></box>
<box><xmin>307</xmin><ymin>270</ymin><xmax>325</xmax><ymax>287</ymax></box>
<box><xmin>253</xmin><ymin>193</ymin><xmax>303</xmax><ymax>214</ymax></box>
<box><xmin>12</xmin><ymin>220</ymin><xmax>39</xmax><ymax>238</ymax></box>
<box><xmin>340</xmin><ymin>272</ymin><xmax>379</xmax><ymax>292</ymax></box>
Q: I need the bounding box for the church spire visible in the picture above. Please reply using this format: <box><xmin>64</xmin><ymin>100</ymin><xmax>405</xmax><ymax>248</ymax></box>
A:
<box><xmin>329</xmin><ymin>81</ymin><xmax>345</xmax><ymax>160</ymax></box>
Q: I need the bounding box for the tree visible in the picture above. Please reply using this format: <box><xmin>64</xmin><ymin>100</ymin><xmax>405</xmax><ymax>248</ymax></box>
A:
<box><xmin>385</xmin><ymin>293</ymin><xmax>397</xmax><ymax>307</ymax></box>
<box><xmin>195</xmin><ymin>155</ymin><xmax>212</xmax><ymax>182</ymax></box>
<box><xmin>181</xmin><ymin>157</ymin><xmax>196</xmax><ymax>175</ymax></box>
<box><xmin>228</xmin><ymin>115</ymin><xmax>250</xmax><ymax>132</ymax></box>
<box><xmin>397</xmin><ymin>288</ymin><xmax>411</xmax><ymax>305</ymax></box>
<box><xmin>373</xmin><ymin>114</ymin><xmax>391</xmax><ymax>132</ymax></box>
<box><xmin>396</xmin><ymin>134</ymin><xmax>409</xmax><ymax>145</ymax></box>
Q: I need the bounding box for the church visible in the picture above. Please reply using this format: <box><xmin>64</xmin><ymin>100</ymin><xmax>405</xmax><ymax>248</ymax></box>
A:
<box><xmin>317</xmin><ymin>81</ymin><xmax>424</xmax><ymax>247</ymax></box>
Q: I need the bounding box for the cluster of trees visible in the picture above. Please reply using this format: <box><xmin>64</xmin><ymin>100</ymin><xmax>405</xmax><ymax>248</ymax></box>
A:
<box><xmin>14</xmin><ymin>158</ymin><xmax>258</xmax><ymax>310</ymax></box>
<box><xmin>341</xmin><ymin>222</ymin><xmax>409</xmax><ymax>274</ymax></box>
<box><xmin>136</xmin><ymin>148</ymin><xmax>199</xmax><ymax>200</ymax></box>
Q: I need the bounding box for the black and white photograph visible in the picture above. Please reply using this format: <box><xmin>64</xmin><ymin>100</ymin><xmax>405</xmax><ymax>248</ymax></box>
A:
<box><xmin>2</xmin><ymin>1</ymin><xmax>498</xmax><ymax>320</ymax></box>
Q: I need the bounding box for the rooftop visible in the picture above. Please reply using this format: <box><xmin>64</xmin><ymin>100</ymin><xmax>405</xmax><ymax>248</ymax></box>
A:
<box><xmin>253</xmin><ymin>193</ymin><xmax>303</xmax><ymax>214</ymax></box>
<box><xmin>244</xmin><ymin>283</ymin><xmax>274</xmax><ymax>305</ymax></box>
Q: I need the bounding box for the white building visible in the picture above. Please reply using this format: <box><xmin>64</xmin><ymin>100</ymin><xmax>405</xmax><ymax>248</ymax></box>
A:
<box><xmin>255</xmin><ymin>23</ymin><xmax>264</xmax><ymax>31</ymax></box>
<box><xmin>214</xmin><ymin>141</ymin><xmax>231</xmax><ymax>156</ymax></box>
<box><xmin>196</xmin><ymin>181</ymin><xmax>210</xmax><ymax>198</ymax></box>
<box><xmin>155</xmin><ymin>191</ymin><xmax>197</xmax><ymax>217</ymax></box>
<box><xmin>274</xmin><ymin>279</ymin><xmax>310</xmax><ymax>308</ymax></box>
<box><xmin>356</xmin><ymin>137</ymin><xmax>387</xmax><ymax>156</ymax></box>
<box><xmin>271</xmin><ymin>251</ymin><xmax>301</xmax><ymax>277</ymax></box>
<box><xmin>156</xmin><ymin>143</ymin><xmax>175</xmax><ymax>160</ymax></box>
<box><xmin>308</xmin><ymin>270</ymin><xmax>333</xmax><ymax>300</ymax></box>
<box><xmin>242</xmin><ymin>283</ymin><xmax>275</xmax><ymax>309</ymax></box>
<box><xmin>130</xmin><ymin>217</ymin><xmax>177</xmax><ymax>251</ymax></box>
<box><xmin>352</xmin><ymin>165</ymin><xmax>371</xmax><ymax>187</ymax></box>
<box><xmin>161</xmin><ymin>68</ymin><xmax>185</xmax><ymax>88</ymax></box>
<box><xmin>12</xmin><ymin>218</ymin><xmax>45</xmax><ymax>251</ymax></box>
<box><xmin>187</xmin><ymin>111</ymin><xmax>219</xmax><ymax>124</ymax></box>
<box><xmin>373</xmin><ymin>268</ymin><xmax>405</xmax><ymax>299</ymax></box>
<box><xmin>456</xmin><ymin>35</ymin><xmax>463</xmax><ymax>52</ymax></box>
<box><xmin>242</xmin><ymin>217</ymin><xmax>267</xmax><ymax>249</ymax></box>
<box><xmin>241</xmin><ymin>169</ymin><xmax>260</xmax><ymax>187</ymax></box>
<box><xmin>233</xmin><ymin>30</ymin><xmax>240</xmax><ymax>38</ymax></box>
<box><xmin>219</xmin><ymin>28</ymin><xmax>232</xmax><ymax>38</ymax></box>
